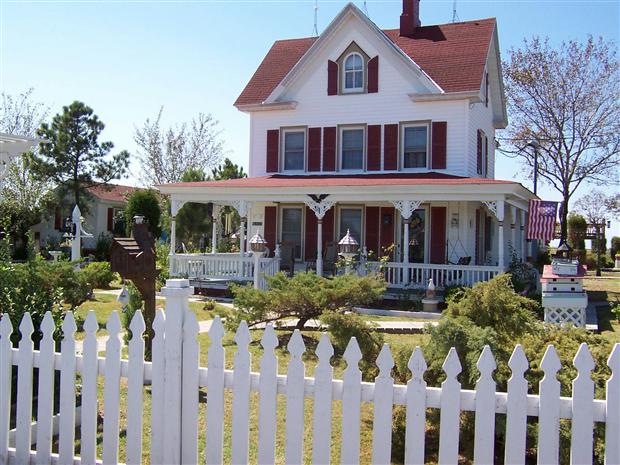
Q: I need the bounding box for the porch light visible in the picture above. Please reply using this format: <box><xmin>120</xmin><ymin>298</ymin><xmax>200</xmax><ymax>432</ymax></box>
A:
<box><xmin>249</xmin><ymin>232</ymin><xmax>268</xmax><ymax>254</ymax></box>
<box><xmin>338</xmin><ymin>229</ymin><xmax>359</xmax><ymax>255</ymax></box>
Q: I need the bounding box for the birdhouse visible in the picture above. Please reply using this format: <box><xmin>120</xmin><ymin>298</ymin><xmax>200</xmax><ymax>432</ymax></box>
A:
<box><xmin>110</xmin><ymin>216</ymin><xmax>157</xmax><ymax>280</ymax></box>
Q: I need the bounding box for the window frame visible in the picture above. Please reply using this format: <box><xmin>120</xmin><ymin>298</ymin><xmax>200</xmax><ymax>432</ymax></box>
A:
<box><xmin>279</xmin><ymin>205</ymin><xmax>305</xmax><ymax>261</ymax></box>
<box><xmin>400</xmin><ymin>122</ymin><xmax>430</xmax><ymax>171</ymax></box>
<box><xmin>342</xmin><ymin>52</ymin><xmax>364</xmax><ymax>93</ymax></box>
<box><xmin>478</xmin><ymin>129</ymin><xmax>488</xmax><ymax>178</ymax></box>
<box><xmin>338</xmin><ymin>125</ymin><xmax>366</xmax><ymax>172</ymax></box>
<box><xmin>337</xmin><ymin>205</ymin><xmax>364</xmax><ymax>248</ymax></box>
<box><xmin>280</xmin><ymin>127</ymin><xmax>307</xmax><ymax>173</ymax></box>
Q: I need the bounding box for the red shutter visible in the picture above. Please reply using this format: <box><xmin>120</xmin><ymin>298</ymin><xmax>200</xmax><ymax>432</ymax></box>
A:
<box><xmin>322</xmin><ymin>127</ymin><xmax>336</xmax><ymax>171</ymax></box>
<box><xmin>266</xmin><ymin>129</ymin><xmax>279</xmax><ymax>173</ymax></box>
<box><xmin>308</xmin><ymin>127</ymin><xmax>321</xmax><ymax>172</ymax></box>
<box><xmin>379</xmin><ymin>206</ymin><xmax>395</xmax><ymax>259</ymax></box>
<box><xmin>484</xmin><ymin>135</ymin><xmax>489</xmax><ymax>177</ymax></box>
<box><xmin>367</xmin><ymin>125</ymin><xmax>381</xmax><ymax>171</ymax></box>
<box><xmin>431</xmin><ymin>121</ymin><xmax>447</xmax><ymax>170</ymax></box>
<box><xmin>367</xmin><ymin>56</ymin><xmax>379</xmax><ymax>93</ymax></box>
<box><xmin>383</xmin><ymin>124</ymin><xmax>398</xmax><ymax>170</ymax></box>
<box><xmin>54</xmin><ymin>208</ymin><xmax>62</xmax><ymax>230</ymax></box>
<box><xmin>430</xmin><ymin>207</ymin><xmax>447</xmax><ymax>264</ymax></box>
<box><xmin>365</xmin><ymin>207</ymin><xmax>380</xmax><ymax>255</ymax></box>
<box><xmin>305</xmin><ymin>207</ymin><xmax>317</xmax><ymax>261</ymax></box>
<box><xmin>107</xmin><ymin>208</ymin><xmax>114</xmax><ymax>232</ymax></box>
<box><xmin>476</xmin><ymin>130</ymin><xmax>482</xmax><ymax>175</ymax></box>
<box><xmin>322</xmin><ymin>208</ymin><xmax>334</xmax><ymax>246</ymax></box>
<box><xmin>327</xmin><ymin>60</ymin><xmax>338</xmax><ymax>96</ymax></box>
<box><xmin>264</xmin><ymin>206</ymin><xmax>277</xmax><ymax>257</ymax></box>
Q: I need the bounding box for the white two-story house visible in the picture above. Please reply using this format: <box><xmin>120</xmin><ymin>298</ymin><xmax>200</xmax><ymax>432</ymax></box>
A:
<box><xmin>159</xmin><ymin>0</ymin><xmax>536</xmax><ymax>289</ymax></box>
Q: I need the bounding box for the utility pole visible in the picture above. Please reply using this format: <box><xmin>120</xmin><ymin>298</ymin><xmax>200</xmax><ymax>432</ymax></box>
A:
<box><xmin>528</xmin><ymin>141</ymin><xmax>539</xmax><ymax>196</ymax></box>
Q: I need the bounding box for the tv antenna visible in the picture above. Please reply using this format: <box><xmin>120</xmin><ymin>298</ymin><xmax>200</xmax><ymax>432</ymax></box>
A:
<box><xmin>312</xmin><ymin>0</ymin><xmax>319</xmax><ymax>36</ymax></box>
<box><xmin>363</xmin><ymin>0</ymin><xmax>369</xmax><ymax>16</ymax></box>
<box><xmin>452</xmin><ymin>0</ymin><xmax>459</xmax><ymax>23</ymax></box>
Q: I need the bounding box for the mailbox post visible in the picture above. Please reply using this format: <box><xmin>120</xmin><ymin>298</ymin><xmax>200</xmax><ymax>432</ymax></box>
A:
<box><xmin>110</xmin><ymin>215</ymin><xmax>160</xmax><ymax>353</ymax></box>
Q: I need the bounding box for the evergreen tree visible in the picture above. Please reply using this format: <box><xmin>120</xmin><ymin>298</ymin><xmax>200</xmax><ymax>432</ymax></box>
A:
<box><xmin>31</xmin><ymin>101</ymin><xmax>130</xmax><ymax>210</ymax></box>
<box><xmin>176</xmin><ymin>168</ymin><xmax>212</xmax><ymax>249</ymax></box>
<box><xmin>210</xmin><ymin>158</ymin><xmax>246</xmax><ymax>180</ymax></box>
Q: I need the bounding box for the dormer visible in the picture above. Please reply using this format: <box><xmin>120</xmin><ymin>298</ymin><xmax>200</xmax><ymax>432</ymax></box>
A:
<box><xmin>327</xmin><ymin>42</ymin><xmax>378</xmax><ymax>96</ymax></box>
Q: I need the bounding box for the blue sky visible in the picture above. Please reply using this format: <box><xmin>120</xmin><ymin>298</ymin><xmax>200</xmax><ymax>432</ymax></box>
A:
<box><xmin>1</xmin><ymin>0</ymin><xmax>619</xmax><ymax>238</ymax></box>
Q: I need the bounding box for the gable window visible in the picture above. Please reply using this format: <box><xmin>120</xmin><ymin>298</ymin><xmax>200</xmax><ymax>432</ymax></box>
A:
<box><xmin>343</xmin><ymin>53</ymin><xmax>364</xmax><ymax>92</ymax></box>
<box><xmin>340</xmin><ymin>127</ymin><xmax>364</xmax><ymax>170</ymax></box>
<box><xmin>283</xmin><ymin>129</ymin><xmax>305</xmax><ymax>171</ymax></box>
<box><xmin>402</xmin><ymin>124</ymin><xmax>428</xmax><ymax>169</ymax></box>
<box><xmin>477</xmin><ymin>129</ymin><xmax>489</xmax><ymax>177</ymax></box>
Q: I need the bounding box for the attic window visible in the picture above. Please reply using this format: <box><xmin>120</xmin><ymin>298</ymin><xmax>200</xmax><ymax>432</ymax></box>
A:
<box><xmin>343</xmin><ymin>53</ymin><xmax>364</xmax><ymax>92</ymax></box>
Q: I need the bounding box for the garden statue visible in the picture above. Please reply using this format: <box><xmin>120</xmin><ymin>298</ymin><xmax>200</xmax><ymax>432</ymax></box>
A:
<box><xmin>70</xmin><ymin>205</ymin><xmax>93</xmax><ymax>262</ymax></box>
<box><xmin>422</xmin><ymin>277</ymin><xmax>439</xmax><ymax>312</ymax></box>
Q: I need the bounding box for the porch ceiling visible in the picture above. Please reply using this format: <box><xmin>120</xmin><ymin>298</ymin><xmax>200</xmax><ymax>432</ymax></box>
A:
<box><xmin>157</xmin><ymin>173</ymin><xmax>535</xmax><ymax>208</ymax></box>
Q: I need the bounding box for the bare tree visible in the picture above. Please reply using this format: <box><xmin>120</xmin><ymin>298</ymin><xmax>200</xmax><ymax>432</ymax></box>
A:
<box><xmin>134</xmin><ymin>107</ymin><xmax>224</xmax><ymax>186</ymax></box>
<box><xmin>502</xmin><ymin>36</ymin><xmax>620</xmax><ymax>241</ymax></box>
<box><xmin>0</xmin><ymin>88</ymin><xmax>49</xmax><ymax>137</ymax></box>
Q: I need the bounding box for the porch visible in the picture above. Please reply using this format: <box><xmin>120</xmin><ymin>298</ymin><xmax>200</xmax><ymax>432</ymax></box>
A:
<box><xmin>159</xmin><ymin>174</ymin><xmax>536</xmax><ymax>290</ymax></box>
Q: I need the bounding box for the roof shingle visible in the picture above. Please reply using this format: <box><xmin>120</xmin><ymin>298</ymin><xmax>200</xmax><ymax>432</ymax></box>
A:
<box><xmin>234</xmin><ymin>18</ymin><xmax>495</xmax><ymax>106</ymax></box>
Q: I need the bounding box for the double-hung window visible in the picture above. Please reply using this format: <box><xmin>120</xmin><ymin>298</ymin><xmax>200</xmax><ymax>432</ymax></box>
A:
<box><xmin>343</xmin><ymin>53</ymin><xmax>364</xmax><ymax>92</ymax></box>
<box><xmin>402</xmin><ymin>124</ymin><xmax>428</xmax><ymax>169</ymax></box>
<box><xmin>340</xmin><ymin>127</ymin><xmax>364</xmax><ymax>170</ymax></box>
<box><xmin>283</xmin><ymin>130</ymin><xmax>305</xmax><ymax>171</ymax></box>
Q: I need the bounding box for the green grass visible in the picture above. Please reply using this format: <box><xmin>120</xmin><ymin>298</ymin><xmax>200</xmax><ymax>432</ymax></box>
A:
<box><xmin>583</xmin><ymin>274</ymin><xmax>620</xmax><ymax>344</ymax></box>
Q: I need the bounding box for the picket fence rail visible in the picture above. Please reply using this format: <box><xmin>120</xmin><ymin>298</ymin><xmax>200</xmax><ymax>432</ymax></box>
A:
<box><xmin>0</xmin><ymin>278</ymin><xmax>619</xmax><ymax>465</ymax></box>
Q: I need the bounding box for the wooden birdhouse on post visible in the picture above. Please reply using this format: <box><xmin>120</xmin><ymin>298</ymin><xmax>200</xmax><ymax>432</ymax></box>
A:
<box><xmin>110</xmin><ymin>215</ymin><xmax>160</xmax><ymax>351</ymax></box>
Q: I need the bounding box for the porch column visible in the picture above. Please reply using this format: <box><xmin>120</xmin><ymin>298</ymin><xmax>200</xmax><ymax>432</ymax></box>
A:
<box><xmin>482</xmin><ymin>200</ymin><xmax>505</xmax><ymax>269</ymax></box>
<box><xmin>305</xmin><ymin>197</ymin><xmax>335</xmax><ymax>276</ymax></box>
<box><xmin>229</xmin><ymin>200</ymin><xmax>252</xmax><ymax>256</ymax></box>
<box><xmin>211</xmin><ymin>204</ymin><xmax>221</xmax><ymax>254</ymax></box>
<box><xmin>510</xmin><ymin>206</ymin><xmax>517</xmax><ymax>260</ymax></box>
<box><xmin>520</xmin><ymin>210</ymin><xmax>527</xmax><ymax>262</ymax></box>
<box><xmin>170</xmin><ymin>199</ymin><xmax>186</xmax><ymax>255</ymax></box>
<box><xmin>391</xmin><ymin>200</ymin><xmax>423</xmax><ymax>285</ymax></box>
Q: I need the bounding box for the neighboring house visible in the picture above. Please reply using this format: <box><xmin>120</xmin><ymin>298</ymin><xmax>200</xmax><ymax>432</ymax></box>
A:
<box><xmin>0</xmin><ymin>132</ymin><xmax>39</xmax><ymax>192</ymax></box>
<box><xmin>158</xmin><ymin>0</ymin><xmax>537</xmax><ymax>289</ymax></box>
<box><xmin>32</xmin><ymin>184</ymin><xmax>139</xmax><ymax>251</ymax></box>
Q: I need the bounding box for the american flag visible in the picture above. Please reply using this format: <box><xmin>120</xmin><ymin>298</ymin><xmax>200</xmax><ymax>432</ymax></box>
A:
<box><xmin>527</xmin><ymin>199</ymin><xmax>559</xmax><ymax>242</ymax></box>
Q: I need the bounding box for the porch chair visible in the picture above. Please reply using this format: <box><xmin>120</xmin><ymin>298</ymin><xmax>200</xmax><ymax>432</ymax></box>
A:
<box><xmin>278</xmin><ymin>241</ymin><xmax>295</xmax><ymax>277</ymax></box>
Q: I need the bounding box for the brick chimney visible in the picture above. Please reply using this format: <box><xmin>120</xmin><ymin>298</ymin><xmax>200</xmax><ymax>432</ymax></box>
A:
<box><xmin>400</xmin><ymin>0</ymin><xmax>421</xmax><ymax>36</ymax></box>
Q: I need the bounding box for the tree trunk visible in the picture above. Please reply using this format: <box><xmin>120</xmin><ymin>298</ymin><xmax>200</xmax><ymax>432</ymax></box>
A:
<box><xmin>560</xmin><ymin>191</ymin><xmax>570</xmax><ymax>244</ymax></box>
<box><xmin>295</xmin><ymin>316</ymin><xmax>310</xmax><ymax>330</ymax></box>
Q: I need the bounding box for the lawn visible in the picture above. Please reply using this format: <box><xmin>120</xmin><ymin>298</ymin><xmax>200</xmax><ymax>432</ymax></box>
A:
<box><xmin>74</xmin><ymin>328</ymin><xmax>429</xmax><ymax>465</ymax></box>
<box><xmin>583</xmin><ymin>273</ymin><xmax>620</xmax><ymax>344</ymax></box>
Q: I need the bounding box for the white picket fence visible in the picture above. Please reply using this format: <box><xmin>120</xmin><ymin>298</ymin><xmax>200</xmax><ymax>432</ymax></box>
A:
<box><xmin>1</xmin><ymin>278</ymin><xmax>619</xmax><ymax>465</ymax></box>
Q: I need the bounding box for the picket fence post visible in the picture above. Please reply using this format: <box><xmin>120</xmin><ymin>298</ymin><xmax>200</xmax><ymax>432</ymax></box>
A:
<box><xmin>161</xmin><ymin>278</ymin><xmax>194</xmax><ymax>465</ymax></box>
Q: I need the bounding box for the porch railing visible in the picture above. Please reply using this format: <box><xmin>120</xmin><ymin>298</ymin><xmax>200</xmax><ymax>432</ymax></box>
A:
<box><xmin>170</xmin><ymin>253</ymin><xmax>280</xmax><ymax>284</ymax></box>
<box><xmin>366</xmin><ymin>261</ymin><xmax>502</xmax><ymax>288</ymax></box>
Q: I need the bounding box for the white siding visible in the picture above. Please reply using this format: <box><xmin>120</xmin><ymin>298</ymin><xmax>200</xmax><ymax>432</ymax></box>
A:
<box><xmin>248</xmin><ymin>17</ymin><xmax>471</xmax><ymax>178</ymax></box>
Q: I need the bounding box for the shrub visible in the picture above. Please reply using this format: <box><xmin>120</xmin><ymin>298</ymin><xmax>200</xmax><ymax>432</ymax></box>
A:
<box><xmin>229</xmin><ymin>272</ymin><xmax>386</xmax><ymax>331</ymax></box>
<box><xmin>203</xmin><ymin>299</ymin><xmax>217</xmax><ymax>311</ymax></box>
<box><xmin>507</xmin><ymin>251</ymin><xmax>539</xmax><ymax>295</ymax></box>
<box><xmin>389</xmin><ymin>275</ymin><xmax>611</xmax><ymax>464</ymax></box>
<box><xmin>93</xmin><ymin>233</ymin><xmax>113</xmax><ymax>261</ymax></box>
<box><xmin>443</xmin><ymin>285</ymin><xmax>466</xmax><ymax>304</ymax></box>
<box><xmin>320</xmin><ymin>311</ymin><xmax>384</xmax><ymax>380</ymax></box>
<box><xmin>611</xmin><ymin>236</ymin><xmax>620</xmax><ymax>260</ymax></box>
<box><xmin>80</xmin><ymin>261</ymin><xmax>117</xmax><ymax>289</ymax></box>
<box><xmin>125</xmin><ymin>189</ymin><xmax>162</xmax><ymax>239</ymax></box>
<box><xmin>612</xmin><ymin>304</ymin><xmax>620</xmax><ymax>322</ymax></box>
<box><xmin>567</xmin><ymin>212</ymin><xmax>587</xmax><ymax>250</ymax></box>
<box><xmin>122</xmin><ymin>281</ymin><xmax>144</xmax><ymax>345</ymax></box>
<box><xmin>155</xmin><ymin>242</ymin><xmax>169</xmax><ymax>290</ymax></box>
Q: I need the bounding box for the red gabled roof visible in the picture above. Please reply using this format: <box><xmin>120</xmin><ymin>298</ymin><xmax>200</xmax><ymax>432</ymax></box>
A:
<box><xmin>235</xmin><ymin>18</ymin><xmax>495</xmax><ymax>107</ymax></box>
<box><xmin>87</xmin><ymin>184</ymin><xmax>139</xmax><ymax>202</ymax></box>
<box><xmin>161</xmin><ymin>173</ymin><xmax>517</xmax><ymax>189</ymax></box>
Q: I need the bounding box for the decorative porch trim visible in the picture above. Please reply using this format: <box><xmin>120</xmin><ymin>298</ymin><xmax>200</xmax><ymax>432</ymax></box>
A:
<box><xmin>481</xmin><ymin>201</ymin><xmax>498</xmax><ymax>219</ymax></box>
<box><xmin>227</xmin><ymin>200</ymin><xmax>252</xmax><ymax>218</ymax></box>
<box><xmin>391</xmin><ymin>200</ymin><xmax>423</xmax><ymax>220</ymax></box>
<box><xmin>305</xmin><ymin>197</ymin><xmax>335</xmax><ymax>219</ymax></box>
<box><xmin>171</xmin><ymin>199</ymin><xmax>187</xmax><ymax>216</ymax></box>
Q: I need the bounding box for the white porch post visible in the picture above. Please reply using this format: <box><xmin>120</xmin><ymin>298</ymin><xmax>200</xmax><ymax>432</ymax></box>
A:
<box><xmin>229</xmin><ymin>200</ymin><xmax>252</xmax><ymax>256</ymax></box>
<box><xmin>391</xmin><ymin>200</ymin><xmax>423</xmax><ymax>285</ymax></box>
<box><xmin>211</xmin><ymin>204</ymin><xmax>221</xmax><ymax>254</ymax></box>
<box><xmin>305</xmin><ymin>198</ymin><xmax>335</xmax><ymax>276</ymax></box>
<box><xmin>482</xmin><ymin>200</ymin><xmax>505</xmax><ymax>269</ymax></box>
<box><xmin>520</xmin><ymin>210</ymin><xmax>527</xmax><ymax>262</ymax></box>
<box><xmin>510</xmin><ymin>206</ymin><xmax>517</xmax><ymax>260</ymax></box>
<box><xmin>170</xmin><ymin>199</ymin><xmax>186</xmax><ymax>255</ymax></box>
